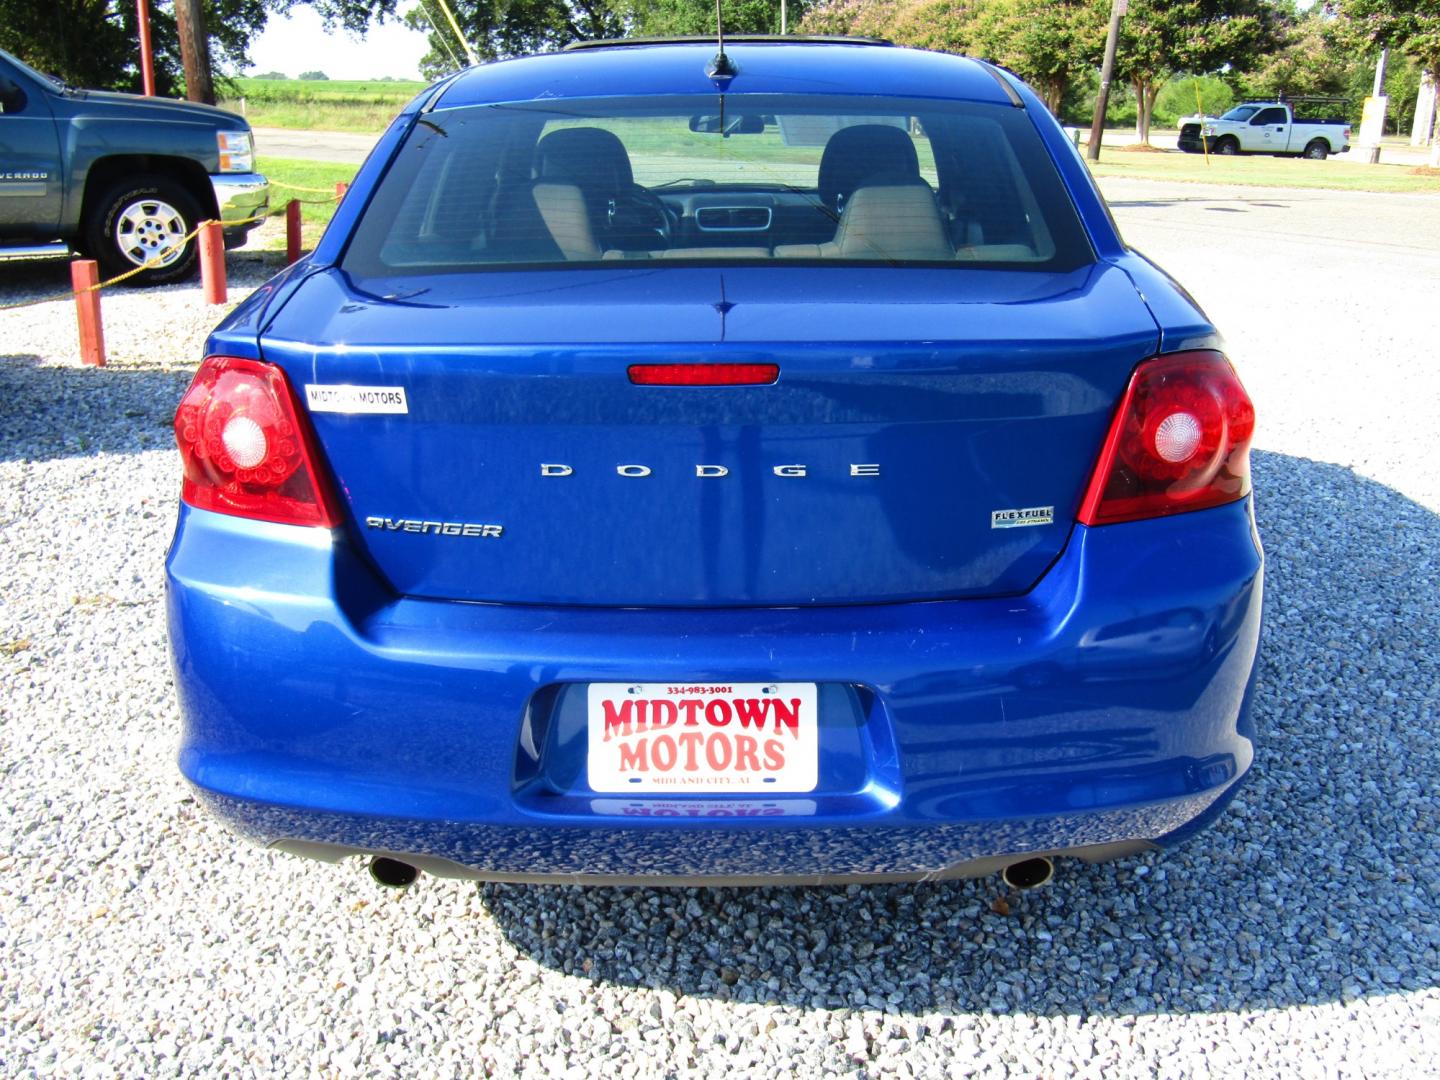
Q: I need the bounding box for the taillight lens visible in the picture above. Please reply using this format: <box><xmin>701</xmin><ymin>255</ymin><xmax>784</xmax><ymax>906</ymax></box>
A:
<box><xmin>174</xmin><ymin>356</ymin><xmax>340</xmax><ymax>528</ymax></box>
<box><xmin>629</xmin><ymin>363</ymin><xmax>779</xmax><ymax>386</ymax></box>
<box><xmin>1078</xmin><ymin>350</ymin><xmax>1254</xmax><ymax>526</ymax></box>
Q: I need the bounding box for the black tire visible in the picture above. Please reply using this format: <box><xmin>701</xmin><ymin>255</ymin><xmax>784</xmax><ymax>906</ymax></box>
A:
<box><xmin>1215</xmin><ymin>136</ymin><xmax>1240</xmax><ymax>156</ymax></box>
<box><xmin>82</xmin><ymin>174</ymin><xmax>203</xmax><ymax>286</ymax></box>
<box><xmin>1303</xmin><ymin>139</ymin><xmax>1329</xmax><ymax>160</ymax></box>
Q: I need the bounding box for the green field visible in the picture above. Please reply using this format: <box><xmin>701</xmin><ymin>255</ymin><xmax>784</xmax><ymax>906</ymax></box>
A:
<box><xmin>1086</xmin><ymin>146</ymin><xmax>1440</xmax><ymax>194</ymax></box>
<box><xmin>253</xmin><ymin>156</ymin><xmax>359</xmax><ymax>252</ymax></box>
<box><xmin>219</xmin><ymin>77</ymin><xmax>429</xmax><ymax>132</ymax></box>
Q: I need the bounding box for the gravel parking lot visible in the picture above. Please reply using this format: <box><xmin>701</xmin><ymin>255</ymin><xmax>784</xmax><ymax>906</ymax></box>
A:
<box><xmin>2</xmin><ymin>182</ymin><xmax>1438</xmax><ymax>1078</ymax></box>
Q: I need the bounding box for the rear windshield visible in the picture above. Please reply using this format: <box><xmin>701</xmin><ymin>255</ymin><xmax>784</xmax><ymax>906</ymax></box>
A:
<box><xmin>341</xmin><ymin>94</ymin><xmax>1093</xmax><ymax>275</ymax></box>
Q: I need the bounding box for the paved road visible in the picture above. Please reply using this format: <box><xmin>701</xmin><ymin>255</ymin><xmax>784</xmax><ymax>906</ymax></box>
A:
<box><xmin>254</xmin><ymin>126</ymin><xmax>382</xmax><ymax>164</ymax></box>
<box><xmin>1096</xmin><ymin>175</ymin><xmax>1440</xmax><ymax>516</ymax></box>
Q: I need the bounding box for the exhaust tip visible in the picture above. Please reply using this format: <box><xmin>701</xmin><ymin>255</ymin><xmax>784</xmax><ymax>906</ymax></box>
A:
<box><xmin>1001</xmin><ymin>856</ymin><xmax>1054</xmax><ymax>891</ymax></box>
<box><xmin>368</xmin><ymin>856</ymin><xmax>420</xmax><ymax>889</ymax></box>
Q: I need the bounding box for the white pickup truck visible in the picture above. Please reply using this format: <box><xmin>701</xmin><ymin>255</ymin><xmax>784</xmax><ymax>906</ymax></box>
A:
<box><xmin>1178</xmin><ymin>101</ymin><xmax>1351</xmax><ymax>160</ymax></box>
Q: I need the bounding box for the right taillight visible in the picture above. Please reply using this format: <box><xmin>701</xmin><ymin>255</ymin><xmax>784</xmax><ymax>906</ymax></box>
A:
<box><xmin>174</xmin><ymin>356</ymin><xmax>340</xmax><ymax>528</ymax></box>
<box><xmin>1078</xmin><ymin>350</ymin><xmax>1255</xmax><ymax>526</ymax></box>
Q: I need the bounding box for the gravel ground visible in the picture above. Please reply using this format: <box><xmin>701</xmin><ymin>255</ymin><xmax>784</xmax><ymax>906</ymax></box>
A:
<box><xmin>1</xmin><ymin>187</ymin><xmax>1438</xmax><ymax>1078</ymax></box>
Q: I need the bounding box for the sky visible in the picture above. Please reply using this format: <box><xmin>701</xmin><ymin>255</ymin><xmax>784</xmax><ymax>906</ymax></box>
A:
<box><xmin>246</xmin><ymin>6</ymin><xmax>432</xmax><ymax>82</ymax></box>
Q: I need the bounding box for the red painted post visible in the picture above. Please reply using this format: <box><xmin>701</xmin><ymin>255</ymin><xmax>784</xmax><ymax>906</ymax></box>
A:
<box><xmin>285</xmin><ymin>199</ymin><xmax>301</xmax><ymax>264</ymax></box>
<box><xmin>335</xmin><ymin>180</ymin><xmax>349</xmax><ymax>199</ymax></box>
<box><xmin>71</xmin><ymin>260</ymin><xmax>107</xmax><ymax>368</ymax></box>
<box><xmin>199</xmin><ymin>220</ymin><xmax>226</xmax><ymax>304</ymax></box>
<box><xmin>136</xmin><ymin>0</ymin><xmax>156</xmax><ymax>96</ymax></box>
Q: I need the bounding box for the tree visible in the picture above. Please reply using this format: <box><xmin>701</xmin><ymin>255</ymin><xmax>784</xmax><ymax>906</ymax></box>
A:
<box><xmin>253</xmin><ymin>70</ymin><xmax>290</xmax><ymax>79</ymax></box>
<box><xmin>969</xmin><ymin>0</ymin><xmax>1107</xmax><ymax>113</ymax></box>
<box><xmin>1337</xmin><ymin>0</ymin><xmax>1440</xmax><ymax>71</ymax></box>
<box><xmin>381</xmin><ymin>0</ymin><xmax>626</xmax><ymax>76</ymax></box>
<box><xmin>631</xmin><ymin>0</ymin><xmax>813</xmax><ymax>35</ymax></box>
<box><xmin>1335</xmin><ymin>0</ymin><xmax>1440</xmax><ymax>160</ymax></box>
<box><xmin>1236</xmin><ymin>5</ymin><xmax>1359</xmax><ymax>100</ymax></box>
<box><xmin>298</xmin><ymin>69</ymin><xmax>332</xmax><ymax>79</ymax></box>
<box><xmin>1154</xmin><ymin>74</ymin><xmax>1235</xmax><ymax>124</ymax></box>
<box><xmin>1114</xmin><ymin>0</ymin><xmax>1283</xmax><ymax>144</ymax></box>
<box><xmin>801</xmin><ymin>0</ymin><xmax>978</xmax><ymax>51</ymax></box>
<box><xmin>0</xmin><ymin>0</ymin><xmax>271</xmax><ymax>96</ymax></box>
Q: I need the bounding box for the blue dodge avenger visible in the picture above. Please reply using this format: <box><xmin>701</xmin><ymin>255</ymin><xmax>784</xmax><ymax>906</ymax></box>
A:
<box><xmin>166</xmin><ymin>38</ymin><xmax>1261</xmax><ymax>888</ymax></box>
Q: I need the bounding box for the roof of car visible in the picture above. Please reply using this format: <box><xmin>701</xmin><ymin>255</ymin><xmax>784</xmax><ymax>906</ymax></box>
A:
<box><xmin>430</xmin><ymin>40</ymin><xmax>1017</xmax><ymax>111</ymax></box>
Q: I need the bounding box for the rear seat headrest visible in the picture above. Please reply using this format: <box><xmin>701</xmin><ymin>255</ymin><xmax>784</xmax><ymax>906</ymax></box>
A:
<box><xmin>818</xmin><ymin>125</ymin><xmax>924</xmax><ymax>210</ymax></box>
<box><xmin>775</xmin><ymin>186</ymin><xmax>952</xmax><ymax>262</ymax></box>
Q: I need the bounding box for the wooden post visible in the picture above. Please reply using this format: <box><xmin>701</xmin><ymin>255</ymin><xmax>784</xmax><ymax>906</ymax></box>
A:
<box><xmin>71</xmin><ymin>261</ymin><xmax>106</xmax><ymax>368</ymax></box>
<box><xmin>136</xmin><ymin>0</ymin><xmax>156</xmax><ymax>96</ymax></box>
<box><xmin>199</xmin><ymin>221</ymin><xmax>226</xmax><ymax>304</ymax></box>
<box><xmin>285</xmin><ymin>200</ymin><xmax>301</xmax><ymax>264</ymax></box>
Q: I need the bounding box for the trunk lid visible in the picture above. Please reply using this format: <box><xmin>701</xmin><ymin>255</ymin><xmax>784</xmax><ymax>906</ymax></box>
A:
<box><xmin>261</xmin><ymin>264</ymin><xmax>1158</xmax><ymax>606</ymax></box>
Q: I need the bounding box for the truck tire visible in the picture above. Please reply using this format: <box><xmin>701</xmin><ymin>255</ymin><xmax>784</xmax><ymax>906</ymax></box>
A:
<box><xmin>1215</xmin><ymin>137</ymin><xmax>1240</xmax><ymax>156</ymax></box>
<box><xmin>83</xmin><ymin>174</ymin><xmax>203</xmax><ymax>286</ymax></box>
<box><xmin>1303</xmin><ymin>139</ymin><xmax>1329</xmax><ymax>160</ymax></box>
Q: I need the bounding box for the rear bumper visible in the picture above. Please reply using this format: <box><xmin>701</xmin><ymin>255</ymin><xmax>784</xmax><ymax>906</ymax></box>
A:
<box><xmin>166</xmin><ymin>499</ymin><xmax>1263</xmax><ymax>882</ymax></box>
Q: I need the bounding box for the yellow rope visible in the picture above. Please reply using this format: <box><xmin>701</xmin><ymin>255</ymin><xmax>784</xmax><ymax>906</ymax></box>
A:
<box><xmin>0</xmin><ymin>191</ymin><xmax>342</xmax><ymax>312</ymax></box>
<box><xmin>268</xmin><ymin>179</ymin><xmax>347</xmax><ymax>195</ymax></box>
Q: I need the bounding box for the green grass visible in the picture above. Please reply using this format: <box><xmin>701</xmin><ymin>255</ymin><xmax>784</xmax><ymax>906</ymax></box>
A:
<box><xmin>1086</xmin><ymin>148</ymin><xmax>1440</xmax><ymax>194</ymax></box>
<box><xmin>257</xmin><ymin>156</ymin><xmax>359</xmax><ymax>228</ymax></box>
<box><xmin>219</xmin><ymin>76</ymin><xmax>429</xmax><ymax>133</ymax></box>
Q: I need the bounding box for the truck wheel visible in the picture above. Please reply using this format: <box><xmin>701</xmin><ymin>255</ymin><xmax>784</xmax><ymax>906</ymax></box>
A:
<box><xmin>83</xmin><ymin>175</ymin><xmax>203</xmax><ymax>286</ymax></box>
<box><xmin>1215</xmin><ymin>137</ymin><xmax>1240</xmax><ymax>156</ymax></box>
<box><xmin>1303</xmin><ymin>139</ymin><xmax>1329</xmax><ymax>160</ymax></box>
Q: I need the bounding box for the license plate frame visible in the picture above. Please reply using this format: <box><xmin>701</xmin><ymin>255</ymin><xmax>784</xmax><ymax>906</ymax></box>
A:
<box><xmin>586</xmin><ymin>682</ymin><xmax>819</xmax><ymax>794</ymax></box>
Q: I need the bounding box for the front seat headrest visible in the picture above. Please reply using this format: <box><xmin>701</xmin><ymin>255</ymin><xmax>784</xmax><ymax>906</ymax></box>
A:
<box><xmin>535</xmin><ymin>128</ymin><xmax>635</xmax><ymax>193</ymax></box>
<box><xmin>818</xmin><ymin>124</ymin><xmax>922</xmax><ymax>210</ymax></box>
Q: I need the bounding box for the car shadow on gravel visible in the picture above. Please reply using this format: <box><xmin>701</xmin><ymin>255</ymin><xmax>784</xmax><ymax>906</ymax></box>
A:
<box><xmin>0</xmin><ymin>354</ymin><xmax>191</xmax><ymax>463</ymax></box>
<box><xmin>481</xmin><ymin>450</ymin><xmax>1439</xmax><ymax>1018</ymax></box>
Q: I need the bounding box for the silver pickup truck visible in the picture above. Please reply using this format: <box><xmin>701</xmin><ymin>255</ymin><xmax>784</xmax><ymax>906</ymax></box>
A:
<box><xmin>1179</xmin><ymin>101</ymin><xmax>1351</xmax><ymax>160</ymax></box>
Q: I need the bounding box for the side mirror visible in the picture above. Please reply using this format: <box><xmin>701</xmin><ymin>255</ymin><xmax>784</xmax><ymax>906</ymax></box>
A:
<box><xmin>0</xmin><ymin>75</ymin><xmax>26</xmax><ymax>114</ymax></box>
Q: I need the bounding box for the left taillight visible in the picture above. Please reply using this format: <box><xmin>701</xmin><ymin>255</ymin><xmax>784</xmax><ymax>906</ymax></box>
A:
<box><xmin>1078</xmin><ymin>350</ymin><xmax>1255</xmax><ymax>527</ymax></box>
<box><xmin>174</xmin><ymin>356</ymin><xmax>340</xmax><ymax>528</ymax></box>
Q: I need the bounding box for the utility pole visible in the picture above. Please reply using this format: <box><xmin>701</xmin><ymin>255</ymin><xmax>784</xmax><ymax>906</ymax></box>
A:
<box><xmin>1413</xmin><ymin>71</ymin><xmax>1436</xmax><ymax>148</ymax></box>
<box><xmin>781</xmin><ymin>0</ymin><xmax>788</xmax><ymax>34</ymax></box>
<box><xmin>1087</xmin><ymin>0</ymin><xmax>1126</xmax><ymax>162</ymax></box>
<box><xmin>174</xmin><ymin>0</ymin><xmax>215</xmax><ymax>105</ymax></box>
<box><xmin>136</xmin><ymin>0</ymin><xmax>156</xmax><ymax>96</ymax></box>
<box><xmin>1359</xmin><ymin>47</ymin><xmax>1389</xmax><ymax>164</ymax></box>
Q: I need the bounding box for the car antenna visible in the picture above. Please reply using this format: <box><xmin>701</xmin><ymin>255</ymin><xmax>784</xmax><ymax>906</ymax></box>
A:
<box><xmin>709</xmin><ymin>0</ymin><xmax>737</xmax><ymax>79</ymax></box>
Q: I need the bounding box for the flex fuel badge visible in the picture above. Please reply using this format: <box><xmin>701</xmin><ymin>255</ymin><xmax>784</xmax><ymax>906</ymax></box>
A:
<box><xmin>991</xmin><ymin>506</ymin><xmax>1054</xmax><ymax>529</ymax></box>
<box><xmin>305</xmin><ymin>384</ymin><xmax>408</xmax><ymax>414</ymax></box>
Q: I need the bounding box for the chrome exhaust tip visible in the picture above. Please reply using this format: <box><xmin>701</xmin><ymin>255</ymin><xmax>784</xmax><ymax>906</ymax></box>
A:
<box><xmin>368</xmin><ymin>856</ymin><xmax>420</xmax><ymax>889</ymax></box>
<box><xmin>1001</xmin><ymin>856</ymin><xmax>1054</xmax><ymax>891</ymax></box>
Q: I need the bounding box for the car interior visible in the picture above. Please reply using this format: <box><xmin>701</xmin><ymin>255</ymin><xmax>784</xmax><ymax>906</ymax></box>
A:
<box><xmin>354</xmin><ymin>102</ymin><xmax>1079</xmax><ymax>272</ymax></box>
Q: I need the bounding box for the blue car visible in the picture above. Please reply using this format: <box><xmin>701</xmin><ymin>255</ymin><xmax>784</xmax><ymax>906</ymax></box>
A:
<box><xmin>166</xmin><ymin>38</ymin><xmax>1261</xmax><ymax>888</ymax></box>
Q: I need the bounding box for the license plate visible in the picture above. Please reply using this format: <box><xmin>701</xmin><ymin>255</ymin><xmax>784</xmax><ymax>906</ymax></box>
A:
<box><xmin>586</xmin><ymin>683</ymin><xmax>818</xmax><ymax>793</ymax></box>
